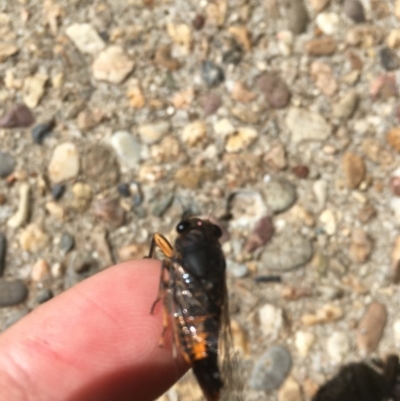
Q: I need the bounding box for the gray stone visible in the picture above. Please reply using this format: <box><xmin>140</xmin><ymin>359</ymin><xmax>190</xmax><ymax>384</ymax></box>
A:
<box><xmin>36</xmin><ymin>288</ymin><xmax>53</xmax><ymax>304</ymax></box>
<box><xmin>332</xmin><ymin>91</ymin><xmax>358</xmax><ymax>120</ymax></box>
<box><xmin>260</xmin><ymin>227</ymin><xmax>313</xmax><ymax>271</ymax></box>
<box><xmin>286</xmin><ymin>108</ymin><xmax>331</xmax><ymax>143</ymax></box>
<box><xmin>60</xmin><ymin>232</ymin><xmax>75</xmax><ymax>254</ymax></box>
<box><xmin>201</xmin><ymin>61</ymin><xmax>224</xmax><ymax>87</ymax></box>
<box><xmin>0</xmin><ymin>280</ymin><xmax>28</xmax><ymax>307</ymax></box>
<box><xmin>110</xmin><ymin>131</ymin><xmax>142</xmax><ymax>168</ymax></box>
<box><xmin>284</xmin><ymin>0</ymin><xmax>309</xmax><ymax>35</ymax></box>
<box><xmin>265</xmin><ymin>178</ymin><xmax>297</xmax><ymax>213</ymax></box>
<box><xmin>0</xmin><ymin>152</ymin><xmax>16</xmax><ymax>178</ymax></box>
<box><xmin>249</xmin><ymin>345</ymin><xmax>292</xmax><ymax>391</ymax></box>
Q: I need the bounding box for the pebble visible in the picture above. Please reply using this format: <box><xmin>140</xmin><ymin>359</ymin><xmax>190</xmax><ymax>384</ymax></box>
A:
<box><xmin>214</xmin><ymin>119</ymin><xmax>235</xmax><ymax>137</ymax></box>
<box><xmin>316</xmin><ymin>12</ymin><xmax>340</xmax><ymax>35</ymax></box>
<box><xmin>226</xmin><ymin>260</ymin><xmax>248</xmax><ymax>278</ymax></box>
<box><xmin>357</xmin><ymin>302</ymin><xmax>386</xmax><ymax>355</ymax></box>
<box><xmin>301</xmin><ymin>304</ymin><xmax>343</xmax><ymax>325</ymax></box>
<box><xmin>249</xmin><ymin>346</ymin><xmax>292</xmax><ymax>391</ymax></box>
<box><xmin>70</xmin><ymin>183</ymin><xmax>92</xmax><ymax>212</ymax></box>
<box><xmin>0</xmin><ymin>233</ymin><xmax>6</xmax><ymax>276</ymax></box>
<box><xmin>60</xmin><ymin>232</ymin><xmax>75</xmax><ymax>254</ymax></box>
<box><xmin>342</xmin><ymin>152</ymin><xmax>366</xmax><ymax>189</ymax></box>
<box><xmin>278</xmin><ymin>377</ymin><xmax>302</xmax><ymax>401</ymax></box>
<box><xmin>31</xmin><ymin>120</ymin><xmax>55</xmax><ymax>145</ymax></box>
<box><xmin>292</xmin><ymin>165</ymin><xmax>309</xmax><ymax>179</ymax></box>
<box><xmin>72</xmin><ymin>252</ymin><xmax>97</xmax><ymax>274</ymax></box>
<box><xmin>310</xmin><ymin>0</ymin><xmax>330</xmax><ymax>12</ymax></box>
<box><xmin>319</xmin><ymin>209</ymin><xmax>336</xmax><ymax>235</ymax></box>
<box><xmin>305</xmin><ymin>37</ymin><xmax>337</xmax><ymax>56</ymax></box>
<box><xmin>393</xmin><ymin>323</ymin><xmax>400</xmax><ymax>353</ymax></box>
<box><xmin>0</xmin><ymin>151</ymin><xmax>15</xmax><ymax>178</ymax></box>
<box><xmin>387</xmin><ymin>29</ymin><xmax>400</xmax><ymax>49</ymax></box>
<box><xmin>265</xmin><ymin>143</ymin><xmax>287</xmax><ymax>170</ymax></box>
<box><xmin>386</xmin><ymin>128</ymin><xmax>400</xmax><ymax>153</ymax></box>
<box><xmin>206</xmin><ymin>0</ymin><xmax>227</xmax><ymax>26</ymax></box>
<box><xmin>93</xmin><ymin>197</ymin><xmax>124</xmax><ymax>227</ymax></box>
<box><xmin>326</xmin><ymin>331</ymin><xmax>349</xmax><ymax>363</ymax></box>
<box><xmin>295</xmin><ymin>331</ymin><xmax>315</xmax><ymax>357</ymax></box>
<box><xmin>150</xmin><ymin>193</ymin><xmax>174</xmax><ymax>217</ymax></box>
<box><xmin>0</xmin><ymin>280</ymin><xmax>28</xmax><ymax>307</ymax></box>
<box><xmin>310</xmin><ymin>61</ymin><xmax>337</xmax><ymax>97</ymax></box>
<box><xmin>118</xmin><ymin>243</ymin><xmax>148</xmax><ymax>262</ymax></box>
<box><xmin>117</xmin><ymin>183</ymin><xmax>131</xmax><ymax>198</ymax></box>
<box><xmin>19</xmin><ymin>224</ymin><xmax>49</xmax><ymax>252</ymax></box>
<box><xmin>92</xmin><ymin>46</ymin><xmax>135</xmax><ymax>84</ymax></box>
<box><xmin>31</xmin><ymin>259</ymin><xmax>51</xmax><ymax>282</ymax></box>
<box><xmin>138</xmin><ymin>121</ymin><xmax>170</xmax><ymax>145</ymax></box>
<box><xmin>110</xmin><ymin>131</ymin><xmax>141</xmax><ymax>168</ymax></box>
<box><xmin>76</xmin><ymin>108</ymin><xmax>105</xmax><ymax>131</ymax></box>
<box><xmin>22</xmin><ymin>73</ymin><xmax>48</xmax><ymax>108</ymax></box>
<box><xmin>349</xmin><ymin>228</ymin><xmax>372</xmax><ymax>264</ymax></box>
<box><xmin>391</xmin><ymin>236</ymin><xmax>400</xmax><ymax>283</ymax></box>
<box><xmin>343</xmin><ymin>0</ymin><xmax>365</xmax><ymax>23</ymax></box>
<box><xmin>155</xmin><ymin>45</ymin><xmax>180</xmax><ymax>71</ymax></box>
<box><xmin>265</xmin><ymin>178</ymin><xmax>297</xmax><ymax>213</ymax></box>
<box><xmin>4</xmin><ymin>309</ymin><xmax>29</xmax><ymax>329</ymax></box>
<box><xmin>167</xmin><ymin>22</ymin><xmax>192</xmax><ymax>54</ymax></box>
<box><xmin>259</xmin><ymin>303</ymin><xmax>283</xmax><ymax>338</ymax></box>
<box><xmin>276</xmin><ymin>30</ymin><xmax>294</xmax><ymax>56</ymax></box>
<box><xmin>225</xmin><ymin>127</ymin><xmax>257</xmax><ymax>153</ymax></box>
<box><xmin>357</xmin><ymin>203</ymin><xmax>376</xmax><ymax>223</ymax></box>
<box><xmin>174</xmin><ymin>166</ymin><xmax>214</xmax><ymax>189</ymax></box>
<box><xmin>286</xmin><ymin>108</ymin><xmax>331</xmax><ymax>143</ymax></box>
<box><xmin>83</xmin><ymin>144</ymin><xmax>119</xmax><ymax>188</ymax></box>
<box><xmin>260</xmin><ymin>228</ymin><xmax>313</xmax><ymax>271</ymax></box>
<box><xmin>228</xmin><ymin>25</ymin><xmax>252</xmax><ymax>51</ymax></box>
<box><xmin>201</xmin><ymin>93</ymin><xmax>222</xmax><ymax>115</ymax></box>
<box><xmin>370</xmin><ymin>73</ymin><xmax>397</xmax><ymax>100</ymax></box>
<box><xmin>0</xmin><ymin>43</ymin><xmax>18</xmax><ymax>62</ymax></box>
<box><xmin>284</xmin><ymin>0</ymin><xmax>309</xmax><ymax>34</ymax></box>
<box><xmin>65</xmin><ymin>23</ymin><xmax>105</xmax><ymax>55</ymax></box>
<box><xmin>257</xmin><ymin>73</ymin><xmax>291</xmax><ymax>109</ymax></box>
<box><xmin>244</xmin><ymin>216</ymin><xmax>274</xmax><ymax>252</ymax></box>
<box><xmin>181</xmin><ymin>120</ymin><xmax>207</xmax><ymax>147</ymax></box>
<box><xmin>7</xmin><ymin>182</ymin><xmax>30</xmax><ymax>228</ymax></box>
<box><xmin>36</xmin><ymin>288</ymin><xmax>53</xmax><ymax>304</ymax></box>
<box><xmin>228</xmin><ymin>190</ymin><xmax>267</xmax><ymax>224</ymax></box>
<box><xmin>332</xmin><ymin>91</ymin><xmax>358</xmax><ymax>120</ymax></box>
<box><xmin>0</xmin><ymin>104</ymin><xmax>34</xmax><ymax>128</ymax></box>
<box><xmin>222</xmin><ymin>44</ymin><xmax>243</xmax><ymax>65</ymax></box>
<box><xmin>379</xmin><ymin>47</ymin><xmax>399</xmax><ymax>71</ymax></box>
<box><xmin>231</xmin><ymin>81</ymin><xmax>256</xmax><ymax>103</ymax></box>
<box><xmin>192</xmin><ymin>14</ymin><xmax>205</xmax><ymax>30</ymax></box>
<box><xmin>48</xmin><ymin>143</ymin><xmax>80</xmax><ymax>184</ymax></box>
<box><xmin>201</xmin><ymin>61</ymin><xmax>224</xmax><ymax>87</ymax></box>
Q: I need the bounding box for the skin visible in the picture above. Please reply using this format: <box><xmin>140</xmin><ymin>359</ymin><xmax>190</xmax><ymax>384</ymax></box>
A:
<box><xmin>0</xmin><ymin>259</ymin><xmax>188</xmax><ymax>401</ymax></box>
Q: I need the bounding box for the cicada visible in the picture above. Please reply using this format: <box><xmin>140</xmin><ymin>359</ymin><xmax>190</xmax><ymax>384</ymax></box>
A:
<box><xmin>148</xmin><ymin>217</ymin><xmax>235</xmax><ymax>401</ymax></box>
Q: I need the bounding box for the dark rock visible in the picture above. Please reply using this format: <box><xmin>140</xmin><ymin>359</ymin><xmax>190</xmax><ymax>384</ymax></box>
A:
<box><xmin>60</xmin><ymin>232</ymin><xmax>75</xmax><ymax>254</ymax></box>
<box><xmin>257</xmin><ymin>73</ymin><xmax>291</xmax><ymax>109</ymax></box>
<box><xmin>0</xmin><ymin>234</ymin><xmax>6</xmax><ymax>276</ymax></box>
<box><xmin>244</xmin><ymin>216</ymin><xmax>274</xmax><ymax>252</ymax></box>
<box><xmin>0</xmin><ymin>152</ymin><xmax>16</xmax><ymax>178</ymax></box>
<box><xmin>51</xmin><ymin>183</ymin><xmax>66</xmax><ymax>200</ymax></box>
<box><xmin>344</xmin><ymin>0</ymin><xmax>366</xmax><ymax>23</ymax></box>
<box><xmin>249</xmin><ymin>346</ymin><xmax>292</xmax><ymax>391</ymax></box>
<box><xmin>379</xmin><ymin>47</ymin><xmax>399</xmax><ymax>71</ymax></box>
<box><xmin>117</xmin><ymin>183</ymin><xmax>130</xmax><ymax>197</ymax></box>
<box><xmin>222</xmin><ymin>45</ymin><xmax>243</xmax><ymax>65</ymax></box>
<box><xmin>292</xmin><ymin>165</ymin><xmax>310</xmax><ymax>178</ymax></box>
<box><xmin>192</xmin><ymin>14</ymin><xmax>205</xmax><ymax>30</ymax></box>
<box><xmin>31</xmin><ymin>120</ymin><xmax>55</xmax><ymax>145</ymax></box>
<box><xmin>0</xmin><ymin>280</ymin><xmax>28</xmax><ymax>307</ymax></box>
<box><xmin>201</xmin><ymin>61</ymin><xmax>224</xmax><ymax>87</ymax></box>
<box><xmin>0</xmin><ymin>104</ymin><xmax>35</xmax><ymax>128</ymax></box>
<box><xmin>36</xmin><ymin>288</ymin><xmax>53</xmax><ymax>304</ymax></box>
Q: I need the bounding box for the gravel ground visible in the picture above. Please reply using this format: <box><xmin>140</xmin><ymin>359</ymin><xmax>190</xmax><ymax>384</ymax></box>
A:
<box><xmin>1</xmin><ymin>0</ymin><xmax>400</xmax><ymax>400</ymax></box>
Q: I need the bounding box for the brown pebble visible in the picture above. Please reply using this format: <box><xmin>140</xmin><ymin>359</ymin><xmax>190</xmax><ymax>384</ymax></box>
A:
<box><xmin>305</xmin><ymin>37</ymin><xmax>336</xmax><ymax>56</ymax></box>
<box><xmin>244</xmin><ymin>216</ymin><xmax>274</xmax><ymax>253</ymax></box>
<box><xmin>155</xmin><ymin>45</ymin><xmax>180</xmax><ymax>71</ymax></box>
<box><xmin>76</xmin><ymin>108</ymin><xmax>105</xmax><ymax>131</ymax></box>
<box><xmin>31</xmin><ymin>259</ymin><xmax>51</xmax><ymax>282</ymax></box>
<box><xmin>357</xmin><ymin>203</ymin><xmax>376</xmax><ymax>223</ymax></box>
<box><xmin>174</xmin><ymin>166</ymin><xmax>215</xmax><ymax>189</ymax></box>
<box><xmin>349</xmin><ymin>228</ymin><xmax>372</xmax><ymax>264</ymax></box>
<box><xmin>346</xmin><ymin>50</ymin><xmax>363</xmax><ymax>70</ymax></box>
<box><xmin>391</xmin><ymin>176</ymin><xmax>400</xmax><ymax>196</ymax></box>
<box><xmin>264</xmin><ymin>143</ymin><xmax>287</xmax><ymax>170</ymax></box>
<box><xmin>386</xmin><ymin>127</ymin><xmax>400</xmax><ymax>152</ymax></box>
<box><xmin>93</xmin><ymin>197</ymin><xmax>125</xmax><ymax>227</ymax></box>
<box><xmin>291</xmin><ymin>165</ymin><xmax>309</xmax><ymax>179</ymax></box>
<box><xmin>118</xmin><ymin>243</ymin><xmax>148</xmax><ymax>262</ymax></box>
<box><xmin>391</xmin><ymin>236</ymin><xmax>400</xmax><ymax>283</ymax></box>
<box><xmin>310</xmin><ymin>61</ymin><xmax>337</xmax><ymax>96</ymax></box>
<box><xmin>342</xmin><ymin>152</ymin><xmax>366</xmax><ymax>189</ymax></box>
<box><xmin>0</xmin><ymin>193</ymin><xmax>5</xmax><ymax>205</ymax></box>
<box><xmin>192</xmin><ymin>14</ymin><xmax>205</xmax><ymax>30</ymax></box>
<box><xmin>0</xmin><ymin>104</ymin><xmax>35</xmax><ymax>128</ymax></box>
<box><xmin>201</xmin><ymin>93</ymin><xmax>222</xmax><ymax>116</ymax></box>
<box><xmin>357</xmin><ymin>302</ymin><xmax>386</xmax><ymax>355</ymax></box>
<box><xmin>344</xmin><ymin>0</ymin><xmax>365</xmax><ymax>23</ymax></box>
<box><xmin>281</xmin><ymin>286</ymin><xmax>312</xmax><ymax>300</ymax></box>
<box><xmin>257</xmin><ymin>73</ymin><xmax>291</xmax><ymax>109</ymax></box>
<box><xmin>370</xmin><ymin>73</ymin><xmax>398</xmax><ymax>100</ymax></box>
